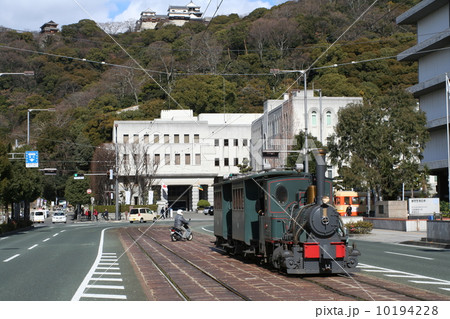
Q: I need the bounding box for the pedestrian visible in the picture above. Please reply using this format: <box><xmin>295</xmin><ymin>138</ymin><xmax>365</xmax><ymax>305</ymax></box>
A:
<box><xmin>103</xmin><ymin>208</ymin><xmax>109</xmax><ymax>220</ymax></box>
<box><xmin>93</xmin><ymin>209</ymin><xmax>98</xmax><ymax>221</ymax></box>
<box><xmin>346</xmin><ymin>205</ymin><xmax>352</xmax><ymax>216</ymax></box>
<box><xmin>160</xmin><ymin>206</ymin><xmax>165</xmax><ymax>219</ymax></box>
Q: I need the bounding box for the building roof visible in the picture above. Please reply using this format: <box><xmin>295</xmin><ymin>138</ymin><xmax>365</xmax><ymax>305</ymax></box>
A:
<box><xmin>397</xmin><ymin>0</ymin><xmax>448</xmax><ymax>25</ymax></box>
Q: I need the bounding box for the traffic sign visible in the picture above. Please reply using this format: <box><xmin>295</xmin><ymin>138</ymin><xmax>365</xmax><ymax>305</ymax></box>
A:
<box><xmin>25</xmin><ymin>151</ymin><xmax>39</xmax><ymax>168</ymax></box>
<box><xmin>74</xmin><ymin>173</ymin><xmax>85</xmax><ymax>180</ymax></box>
<box><xmin>87</xmin><ymin>189</ymin><xmax>92</xmax><ymax>194</ymax></box>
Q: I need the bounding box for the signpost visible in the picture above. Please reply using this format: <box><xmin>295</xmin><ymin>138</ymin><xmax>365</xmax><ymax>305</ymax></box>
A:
<box><xmin>25</xmin><ymin>151</ymin><xmax>39</xmax><ymax>168</ymax></box>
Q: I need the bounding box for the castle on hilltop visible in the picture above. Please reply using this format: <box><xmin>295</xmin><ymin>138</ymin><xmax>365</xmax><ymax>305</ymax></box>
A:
<box><xmin>135</xmin><ymin>1</ymin><xmax>204</xmax><ymax>31</ymax></box>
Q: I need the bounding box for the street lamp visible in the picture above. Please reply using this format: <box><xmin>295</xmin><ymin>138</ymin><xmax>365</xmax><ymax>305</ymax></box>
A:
<box><xmin>270</xmin><ymin>68</ymin><xmax>309</xmax><ymax>172</ymax></box>
<box><xmin>0</xmin><ymin>71</ymin><xmax>34</xmax><ymax>77</ymax></box>
<box><xmin>27</xmin><ymin>108</ymin><xmax>56</xmax><ymax>144</ymax></box>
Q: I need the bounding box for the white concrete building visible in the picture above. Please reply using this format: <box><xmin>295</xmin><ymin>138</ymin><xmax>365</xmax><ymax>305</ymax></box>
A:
<box><xmin>113</xmin><ymin>110</ymin><xmax>262</xmax><ymax>210</ymax></box>
<box><xmin>251</xmin><ymin>89</ymin><xmax>363</xmax><ymax>175</ymax></box>
<box><xmin>397</xmin><ymin>0</ymin><xmax>449</xmax><ymax>200</ymax></box>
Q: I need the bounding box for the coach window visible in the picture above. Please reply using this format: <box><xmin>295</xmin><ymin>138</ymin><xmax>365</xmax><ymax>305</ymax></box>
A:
<box><xmin>275</xmin><ymin>185</ymin><xmax>288</xmax><ymax>204</ymax></box>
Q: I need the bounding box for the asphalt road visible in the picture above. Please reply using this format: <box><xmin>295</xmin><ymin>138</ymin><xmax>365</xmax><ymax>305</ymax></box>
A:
<box><xmin>0</xmin><ymin>219</ymin><xmax>146</xmax><ymax>301</ymax></box>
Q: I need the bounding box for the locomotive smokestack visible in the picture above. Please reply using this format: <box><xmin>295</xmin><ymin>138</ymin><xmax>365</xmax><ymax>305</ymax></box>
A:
<box><xmin>313</xmin><ymin>149</ymin><xmax>327</xmax><ymax>205</ymax></box>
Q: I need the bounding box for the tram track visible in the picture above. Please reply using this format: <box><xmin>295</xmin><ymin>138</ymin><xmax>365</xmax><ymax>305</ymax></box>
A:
<box><xmin>119</xmin><ymin>225</ymin><xmax>450</xmax><ymax>301</ymax></box>
<box><xmin>122</xmin><ymin>227</ymin><xmax>252</xmax><ymax>301</ymax></box>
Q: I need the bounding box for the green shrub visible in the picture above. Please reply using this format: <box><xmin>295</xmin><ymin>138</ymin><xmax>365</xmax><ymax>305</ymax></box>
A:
<box><xmin>440</xmin><ymin>201</ymin><xmax>450</xmax><ymax>218</ymax></box>
<box><xmin>345</xmin><ymin>220</ymin><xmax>373</xmax><ymax>234</ymax></box>
<box><xmin>197</xmin><ymin>200</ymin><xmax>210</xmax><ymax>208</ymax></box>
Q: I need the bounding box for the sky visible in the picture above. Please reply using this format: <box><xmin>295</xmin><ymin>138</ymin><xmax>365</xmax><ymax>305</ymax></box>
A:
<box><xmin>0</xmin><ymin>0</ymin><xmax>287</xmax><ymax>32</ymax></box>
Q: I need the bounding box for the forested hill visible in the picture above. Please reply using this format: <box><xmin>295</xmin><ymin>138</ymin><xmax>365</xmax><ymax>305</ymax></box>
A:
<box><xmin>1</xmin><ymin>0</ymin><xmax>420</xmax><ymax>149</ymax></box>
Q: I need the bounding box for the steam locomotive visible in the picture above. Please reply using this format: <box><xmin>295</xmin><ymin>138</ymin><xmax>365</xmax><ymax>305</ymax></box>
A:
<box><xmin>213</xmin><ymin>149</ymin><xmax>360</xmax><ymax>275</ymax></box>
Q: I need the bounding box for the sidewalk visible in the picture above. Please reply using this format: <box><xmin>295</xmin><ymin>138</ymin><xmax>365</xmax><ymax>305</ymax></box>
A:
<box><xmin>350</xmin><ymin>228</ymin><xmax>450</xmax><ymax>248</ymax></box>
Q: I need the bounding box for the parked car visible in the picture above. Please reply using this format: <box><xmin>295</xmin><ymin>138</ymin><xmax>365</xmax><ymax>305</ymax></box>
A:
<box><xmin>52</xmin><ymin>211</ymin><xmax>67</xmax><ymax>224</ymax></box>
<box><xmin>203</xmin><ymin>206</ymin><xmax>214</xmax><ymax>216</ymax></box>
<box><xmin>31</xmin><ymin>211</ymin><xmax>45</xmax><ymax>223</ymax></box>
<box><xmin>129</xmin><ymin>208</ymin><xmax>157</xmax><ymax>223</ymax></box>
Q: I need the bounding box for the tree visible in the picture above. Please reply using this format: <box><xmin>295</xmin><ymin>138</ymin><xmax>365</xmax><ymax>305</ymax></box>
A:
<box><xmin>327</xmin><ymin>88</ymin><xmax>429</xmax><ymax>200</ymax></box>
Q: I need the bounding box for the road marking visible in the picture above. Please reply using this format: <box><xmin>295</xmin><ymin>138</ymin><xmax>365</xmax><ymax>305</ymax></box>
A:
<box><xmin>201</xmin><ymin>227</ymin><xmax>213</xmax><ymax>233</ymax></box>
<box><xmin>53</xmin><ymin>233</ymin><xmax>59</xmax><ymax>237</ymax></box>
<box><xmin>3</xmin><ymin>254</ymin><xmax>20</xmax><ymax>262</ymax></box>
<box><xmin>28</xmin><ymin>244</ymin><xmax>38</xmax><ymax>250</ymax></box>
<box><xmin>359</xmin><ymin>263</ymin><xmax>450</xmax><ymax>293</ymax></box>
<box><xmin>0</xmin><ymin>237</ymin><xmax>9</xmax><ymax>241</ymax></box>
<box><xmin>80</xmin><ymin>293</ymin><xmax>126</xmax><ymax>300</ymax></box>
<box><xmin>86</xmin><ymin>284</ymin><xmax>125</xmax><ymax>289</ymax></box>
<box><xmin>90</xmin><ymin>277</ymin><xmax>123</xmax><ymax>282</ymax></box>
<box><xmin>71</xmin><ymin>230</ymin><xmax>128</xmax><ymax>301</ymax></box>
<box><xmin>385</xmin><ymin>251</ymin><xmax>434</xmax><ymax>260</ymax></box>
<box><xmin>43</xmin><ymin>238</ymin><xmax>50</xmax><ymax>242</ymax></box>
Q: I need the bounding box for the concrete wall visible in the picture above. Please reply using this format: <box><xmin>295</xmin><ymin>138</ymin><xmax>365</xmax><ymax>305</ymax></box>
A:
<box><xmin>364</xmin><ymin>218</ymin><xmax>427</xmax><ymax>232</ymax></box>
<box><xmin>427</xmin><ymin>220</ymin><xmax>450</xmax><ymax>242</ymax></box>
<box><xmin>375</xmin><ymin>201</ymin><xmax>408</xmax><ymax>218</ymax></box>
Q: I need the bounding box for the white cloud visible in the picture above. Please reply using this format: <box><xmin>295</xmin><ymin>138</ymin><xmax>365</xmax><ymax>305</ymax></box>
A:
<box><xmin>0</xmin><ymin>0</ymin><xmax>282</xmax><ymax>32</ymax></box>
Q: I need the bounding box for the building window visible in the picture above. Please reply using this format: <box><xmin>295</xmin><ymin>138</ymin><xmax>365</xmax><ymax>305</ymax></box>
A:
<box><xmin>195</xmin><ymin>154</ymin><xmax>201</xmax><ymax>165</ymax></box>
<box><xmin>224</xmin><ymin>139</ymin><xmax>229</xmax><ymax>146</ymax></box>
<box><xmin>165</xmin><ymin>154</ymin><xmax>170</xmax><ymax>165</ymax></box>
<box><xmin>215</xmin><ymin>158</ymin><xmax>220</xmax><ymax>166</ymax></box>
<box><xmin>214</xmin><ymin>139</ymin><xmax>219</xmax><ymax>146</ymax></box>
<box><xmin>123</xmin><ymin>134</ymin><xmax>129</xmax><ymax>143</ymax></box>
<box><xmin>155</xmin><ymin>154</ymin><xmax>160</xmax><ymax>165</ymax></box>
<box><xmin>164</xmin><ymin>134</ymin><xmax>169</xmax><ymax>143</ymax></box>
<box><xmin>123</xmin><ymin>154</ymin><xmax>129</xmax><ymax>165</ymax></box>
<box><xmin>234</xmin><ymin>158</ymin><xmax>239</xmax><ymax>166</ymax></box>
<box><xmin>174</xmin><ymin>134</ymin><xmax>179</xmax><ymax>143</ymax></box>
<box><xmin>194</xmin><ymin>134</ymin><xmax>199</xmax><ymax>143</ymax></box>
<box><xmin>234</xmin><ymin>139</ymin><xmax>238</xmax><ymax>146</ymax></box>
<box><xmin>311</xmin><ymin>111</ymin><xmax>317</xmax><ymax>126</ymax></box>
<box><xmin>224</xmin><ymin>158</ymin><xmax>229</xmax><ymax>166</ymax></box>
<box><xmin>144</xmin><ymin>134</ymin><xmax>149</xmax><ymax>143</ymax></box>
<box><xmin>243</xmin><ymin>139</ymin><xmax>248</xmax><ymax>147</ymax></box>
<box><xmin>184</xmin><ymin>134</ymin><xmax>189</xmax><ymax>143</ymax></box>
<box><xmin>154</xmin><ymin>134</ymin><xmax>159</xmax><ymax>143</ymax></box>
<box><xmin>134</xmin><ymin>134</ymin><xmax>139</xmax><ymax>143</ymax></box>
<box><xmin>175</xmin><ymin>154</ymin><xmax>180</xmax><ymax>165</ymax></box>
<box><xmin>185</xmin><ymin>153</ymin><xmax>191</xmax><ymax>165</ymax></box>
<box><xmin>326</xmin><ymin>111</ymin><xmax>332</xmax><ymax>126</ymax></box>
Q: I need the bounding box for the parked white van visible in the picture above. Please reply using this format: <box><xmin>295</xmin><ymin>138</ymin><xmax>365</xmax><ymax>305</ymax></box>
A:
<box><xmin>31</xmin><ymin>211</ymin><xmax>45</xmax><ymax>223</ymax></box>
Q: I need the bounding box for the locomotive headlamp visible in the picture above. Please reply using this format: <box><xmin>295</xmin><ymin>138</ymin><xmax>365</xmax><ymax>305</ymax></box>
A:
<box><xmin>322</xmin><ymin>196</ymin><xmax>330</xmax><ymax>204</ymax></box>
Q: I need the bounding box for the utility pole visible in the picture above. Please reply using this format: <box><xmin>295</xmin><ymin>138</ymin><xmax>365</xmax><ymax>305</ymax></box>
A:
<box><xmin>115</xmin><ymin>124</ymin><xmax>120</xmax><ymax>220</ymax></box>
<box><xmin>27</xmin><ymin>108</ymin><xmax>56</xmax><ymax>144</ymax></box>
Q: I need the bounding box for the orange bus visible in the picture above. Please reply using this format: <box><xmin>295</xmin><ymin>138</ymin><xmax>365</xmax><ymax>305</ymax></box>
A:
<box><xmin>334</xmin><ymin>191</ymin><xmax>367</xmax><ymax>216</ymax></box>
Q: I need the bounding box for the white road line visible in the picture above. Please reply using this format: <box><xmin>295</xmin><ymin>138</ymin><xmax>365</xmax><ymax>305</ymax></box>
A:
<box><xmin>385</xmin><ymin>251</ymin><xmax>434</xmax><ymax>260</ymax></box>
<box><xmin>86</xmin><ymin>284</ymin><xmax>125</xmax><ymax>289</ymax></box>
<box><xmin>71</xmin><ymin>228</ymin><xmax>110</xmax><ymax>301</ymax></box>
<box><xmin>93</xmin><ymin>272</ymin><xmax>121</xmax><ymax>275</ymax></box>
<box><xmin>90</xmin><ymin>277</ymin><xmax>123</xmax><ymax>282</ymax></box>
<box><xmin>53</xmin><ymin>233</ymin><xmax>59</xmax><ymax>237</ymax></box>
<box><xmin>80</xmin><ymin>293</ymin><xmax>127</xmax><ymax>300</ymax></box>
<box><xmin>43</xmin><ymin>238</ymin><xmax>50</xmax><ymax>242</ymax></box>
<box><xmin>3</xmin><ymin>254</ymin><xmax>20</xmax><ymax>262</ymax></box>
<box><xmin>97</xmin><ymin>267</ymin><xmax>120</xmax><ymax>270</ymax></box>
<box><xmin>28</xmin><ymin>244</ymin><xmax>38</xmax><ymax>250</ymax></box>
<box><xmin>0</xmin><ymin>237</ymin><xmax>9</xmax><ymax>241</ymax></box>
<box><xmin>358</xmin><ymin>263</ymin><xmax>450</xmax><ymax>291</ymax></box>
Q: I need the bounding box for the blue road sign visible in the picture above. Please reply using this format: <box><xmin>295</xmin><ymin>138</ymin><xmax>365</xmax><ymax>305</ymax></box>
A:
<box><xmin>25</xmin><ymin>151</ymin><xmax>39</xmax><ymax>168</ymax></box>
